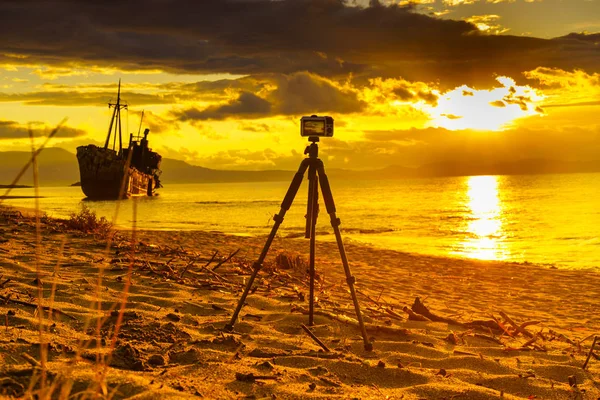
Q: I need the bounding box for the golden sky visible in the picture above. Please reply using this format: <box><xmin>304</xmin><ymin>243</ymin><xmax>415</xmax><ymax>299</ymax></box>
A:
<box><xmin>0</xmin><ymin>0</ymin><xmax>598</xmax><ymax>171</ymax></box>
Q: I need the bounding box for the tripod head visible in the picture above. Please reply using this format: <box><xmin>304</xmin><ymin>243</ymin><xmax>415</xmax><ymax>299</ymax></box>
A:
<box><xmin>304</xmin><ymin>137</ymin><xmax>319</xmax><ymax>159</ymax></box>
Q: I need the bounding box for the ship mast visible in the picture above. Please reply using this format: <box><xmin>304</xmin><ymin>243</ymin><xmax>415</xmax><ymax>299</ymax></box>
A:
<box><xmin>104</xmin><ymin>79</ymin><xmax>128</xmax><ymax>155</ymax></box>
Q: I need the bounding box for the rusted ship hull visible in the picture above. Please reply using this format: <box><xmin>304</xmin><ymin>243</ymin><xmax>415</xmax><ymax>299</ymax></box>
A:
<box><xmin>77</xmin><ymin>145</ymin><xmax>155</xmax><ymax>199</ymax></box>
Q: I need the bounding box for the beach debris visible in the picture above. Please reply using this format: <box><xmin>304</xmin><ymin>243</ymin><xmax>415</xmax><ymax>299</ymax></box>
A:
<box><xmin>166</xmin><ymin>313</ymin><xmax>181</xmax><ymax>322</ymax></box>
<box><xmin>308</xmin><ymin>366</ymin><xmax>329</xmax><ymax>376</ymax></box>
<box><xmin>256</xmin><ymin>361</ymin><xmax>275</xmax><ymax>370</ymax></box>
<box><xmin>402</xmin><ymin>306</ymin><xmax>430</xmax><ymax>322</ymax></box>
<box><xmin>148</xmin><ymin>354</ymin><xmax>166</xmax><ymax>366</ymax></box>
<box><xmin>444</xmin><ymin>332</ymin><xmax>460</xmax><ymax>345</ymax></box>
<box><xmin>411</xmin><ymin>297</ymin><xmax>504</xmax><ymax>333</ymax></box>
<box><xmin>472</xmin><ymin>333</ymin><xmax>503</xmax><ymax>345</ymax></box>
<box><xmin>0</xmin><ymin>294</ymin><xmax>77</xmax><ymax>321</ymax></box>
<box><xmin>568</xmin><ymin>375</ymin><xmax>577</xmax><ymax>387</ymax></box>
<box><xmin>249</xmin><ymin>348</ymin><xmax>290</xmax><ymax>358</ymax></box>
<box><xmin>548</xmin><ymin>329</ymin><xmax>576</xmax><ymax>345</ymax></box>
<box><xmin>453</xmin><ymin>350</ymin><xmax>477</xmax><ymax>357</ymax></box>
<box><xmin>110</xmin><ymin>342</ymin><xmax>148</xmax><ymax>371</ymax></box>
<box><xmin>20</xmin><ymin>353</ymin><xmax>39</xmax><ymax>367</ymax></box>
<box><xmin>499</xmin><ymin>311</ymin><xmax>535</xmax><ymax>338</ymax></box>
<box><xmin>318</xmin><ymin>376</ymin><xmax>341</xmax><ymax>387</ymax></box>
<box><xmin>243</xmin><ymin>313</ymin><xmax>263</xmax><ymax>321</ymax></box>
<box><xmin>212</xmin><ymin>248</ymin><xmax>241</xmax><ymax>271</ymax></box>
<box><xmin>235</xmin><ymin>372</ymin><xmax>279</xmax><ymax>383</ymax></box>
<box><xmin>518</xmin><ymin>370</ymin><xmax>536</xmax><ymax>379</ymax></box>
<box><xmin>300</xmin><ymin>323</ymin><xmax>331</xmax><ymax>352</ymax></box>
<box><xmin>168</xmin><ymin>348</ymin><xmax>202</xmax><ymax>365</ymax></box>
<box><xmin>582</xmin><ymin>335</ymin><xmax>599</xmax><ymax>369</ymax></box>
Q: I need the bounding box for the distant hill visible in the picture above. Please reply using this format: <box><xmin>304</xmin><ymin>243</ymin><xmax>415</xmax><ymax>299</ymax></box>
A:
<box><xmin>0</xmin><ymin>148</ymin><xmax>80</xmax><ymax>186</ymax></box>
<box><xmin>1</xmin><ymin>147</ymin><xmax>599</xmax><ymax>186</ymax></box>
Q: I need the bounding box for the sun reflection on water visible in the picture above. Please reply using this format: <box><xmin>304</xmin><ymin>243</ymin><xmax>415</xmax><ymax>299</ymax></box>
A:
<box><xmin>459</xmin><ymin>175</ymin><xmax>508</xmax><ymax>261</ymax></box>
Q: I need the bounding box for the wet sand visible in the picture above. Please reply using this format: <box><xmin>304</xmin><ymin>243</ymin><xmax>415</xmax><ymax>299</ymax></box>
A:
<box><xmin>1</xmin><ymin>205</ymin><xmax>599</xmax><ymax>399</ymax></box>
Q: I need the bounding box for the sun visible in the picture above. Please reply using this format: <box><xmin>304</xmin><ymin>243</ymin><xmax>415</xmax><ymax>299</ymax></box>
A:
<box><xmin>428</xmin><ymin>77</ymin><xmax>545</xmax><ymax>131</ymax></box>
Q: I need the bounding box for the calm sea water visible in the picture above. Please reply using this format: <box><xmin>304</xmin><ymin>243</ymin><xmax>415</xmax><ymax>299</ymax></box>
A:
<box><xmin>3</xmin><ymin>173</ymin><xmax>599</xmax><ymax>269</ymax></box>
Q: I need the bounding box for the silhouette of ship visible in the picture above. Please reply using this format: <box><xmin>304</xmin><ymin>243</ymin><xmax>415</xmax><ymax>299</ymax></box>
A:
<box><xmin>76</xmin><ymin>80</ymin><xmax>162</xmax><ymax>199</ymax></box>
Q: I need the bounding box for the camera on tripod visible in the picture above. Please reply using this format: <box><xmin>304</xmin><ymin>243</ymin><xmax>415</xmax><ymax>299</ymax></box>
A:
<box><xmin>301</xmin><ymin>115</ymin><xmax>334</xmax><ymax>138</ymax></box>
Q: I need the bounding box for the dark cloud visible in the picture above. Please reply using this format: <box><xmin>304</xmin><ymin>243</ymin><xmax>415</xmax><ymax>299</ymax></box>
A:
<box><xmin>173</xmin><ymin>71</ymin><xmax>364</xmax><ymax>121</ymax></box>
<box><xmin>174</xmin><ymin>92</ymin><xmax>272</xmax><ymax>121</ymax></box>
<box><xmin>392</xmin><ymin>86</ymin><xmax>438</xmax><ymax>106</ymax></box>
<box><xmin>0</xmin><ymin>1</ymin><xmax>598</xmax><ymax>86</ymax></box>
<box><xmin>0</xmin><ymin>119</ymin><xmax>86</xmax><ymax>140</ymax></box>
<box><xmin>268</xmin><ymin>72</ymin><xmax>365</xmax><ymax>115</ymax></box>
<box><xmin>0</xmin><ymin>90</ymin><xmax>176</xmax><ymax>106</ymax></box>
<box><xmin>238</xmin><ymin>122</ymin><xmax>272</xmax><ymax>133</ymax></box>
<box><xmin>490</xmin><ymin>100</ymin><xmax>506</xmax><ymax>108</ymax></box>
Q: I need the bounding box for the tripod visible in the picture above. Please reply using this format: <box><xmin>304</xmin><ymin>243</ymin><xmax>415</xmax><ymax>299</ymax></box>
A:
<box><xmin>224</xmin><ymin>137</ymin><xmax>373</xmax><ymax>351</ymax></box>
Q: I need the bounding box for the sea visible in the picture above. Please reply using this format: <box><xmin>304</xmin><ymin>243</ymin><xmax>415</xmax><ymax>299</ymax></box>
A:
<box><xmin>2</xmin><ymin>173</ymin><xmax>599</xmax><ymax>269</ymax></box>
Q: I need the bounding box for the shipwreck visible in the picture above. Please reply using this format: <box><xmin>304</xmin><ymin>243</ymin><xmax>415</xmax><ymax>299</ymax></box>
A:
<box><xmin>76</xmin><ymin>81</ymin><xmax>162</xmax><ymax>199</ymax></box>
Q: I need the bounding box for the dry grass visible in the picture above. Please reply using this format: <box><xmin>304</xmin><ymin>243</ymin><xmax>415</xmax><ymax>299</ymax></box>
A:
<box><xmin>64</xmin><ymin>205</ymin><xmax>113</xmax><ymax>238</ymax></box>
<box><xmin>0</xmin><ymin>123</ymin><xmax>131</xmax><ymax>399</ymax></box>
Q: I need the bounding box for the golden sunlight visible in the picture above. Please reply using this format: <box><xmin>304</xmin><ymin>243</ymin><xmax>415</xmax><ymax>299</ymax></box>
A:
<box><xmin>458</xmin><ymin>175</ymin><xmax>508</xmax><ymax>261</ymax></box>
<box><xmin>429</xmin><ymin>76</ymin><xmax>544</xmax><ymax>131</ymax></box>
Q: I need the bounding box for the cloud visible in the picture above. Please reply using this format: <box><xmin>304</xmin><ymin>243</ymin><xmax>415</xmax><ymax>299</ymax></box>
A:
<box><xmin>463</xmin><ymin>15</ymin><xmax>509</xmax><ymax>35</ymax></box>
<box><xmin>523</xmin><ymin>67</ymin><xmax>600</xmax><ymax>107</ymax></box>
<box><xmin>0</xmin><ymin>1</ymin><xmax>597</xmax><ymax>87</ymax></box>
<box><xmin>174</xmin><ymin>92</ymin><xmax>272</xmax><ymax>121</ymax></box>
<box><xmin>0</xmin><ymin>89</ymin><xmax>177</xmax><ymax>106</ymax></box>
<box><xmin>172</xmin><ymin>71</ymin><xmax>364</xmax><ymax>121</ymax></box>
<box><xmin>267</xmin><ymin>72</ymin><xmax>365</xmax><ymax>115</ymax></box>
<box><xmin>0</xmin><ymin>120</ymin><xmax>86</xmax><ymax>140</ymax></box>
<box><xmin>130</xmin><ymin>110</ymin><xmax>180</xmax><ymax>135</ymax></box>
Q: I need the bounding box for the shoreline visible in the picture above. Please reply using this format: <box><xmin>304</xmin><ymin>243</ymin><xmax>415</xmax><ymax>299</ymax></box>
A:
<box><xmin>1</xmin><ymin>206</ymin><xmax>600</xmax><ymax>398</ymax></box>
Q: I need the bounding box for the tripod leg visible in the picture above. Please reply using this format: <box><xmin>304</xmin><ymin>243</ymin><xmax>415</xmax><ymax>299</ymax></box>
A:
<box><xmin>224</xmin><ymin>159</ymin><xmax>310</xmax><ymax>332</ymax></box>
<box><xmin>316</xmin><ymin>161</ymin><xmax>373</xmax><ymax>351</ymax></box>
<box><xmin>307</xmin><ymin>165</ymin><xmax>319</xmax><ymax>326</ymax></box>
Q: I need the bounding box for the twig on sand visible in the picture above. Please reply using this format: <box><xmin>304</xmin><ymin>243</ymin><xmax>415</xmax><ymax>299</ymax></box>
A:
<box><xmin>212</xmin><ymin>248</ymin><xmax>240</xmax><ymax>271</ymax></box>
<box><xmin>384</xmin><ymin>307</ymin><xmax>404</xmax><ymax>322</ymax></box>
<box><xmin>453</xmin><ymin>350</ymin><xmax>477</xmax><ymax>357</ymax></box>
<box><xmin>548</xmin><ymin>329</ymin><xmax>576</xmax><ymax>345</ymax></box>
<box><xmin>0</xmin><ymin>294</ymin><xmax>76</xmax><ymax>320</ymax></box>
<box><xmin>473</xmin><ymin>333</ymin><xmax>504</xmax><ymax>345</ymax></box>
<box><xmin>180</xmin><ymin>250</ymin><xmax>218</xmax><ymax>279</ymax></box>
<box><xmin>582</xmin><ymin>336</ymin><xmax>599</xmax><ymax>370</ymax></box>
<box><xmin>499</xmin><ymin>311</ymin><xmax>534</xmax><ymax>338</ymax></box>
<box><xmin>402</xmin><ymin>306</ymin><xmax>430</xmax><ymax>322</ymax></box>
<box><xmin>21</xmin><ymin>353</ymin><xmax>40</xmax><ymax>367</ymax></box>
<box><xmin>235</xmin><ymin>372</ymin><xmax>279</xmax><ymax>382</ymax></box>
<box><xmin>411</xmin><ymin>297</ymin><xmax>503</xmax><ymax>333</ymax></box>
<box><xmin>292</xmin><ymin>305</ymin><xmax>409</xmax><ymax>336</ymax></box>
<box><xmin>300</xmin><ymin>323</ymin><xmax>331</xmax><ymax>352</ymax></box>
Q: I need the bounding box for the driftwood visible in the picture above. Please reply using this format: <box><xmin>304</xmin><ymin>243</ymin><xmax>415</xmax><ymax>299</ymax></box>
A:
<box><xmin>411</xmin><ymin>297</ymin><xmax>502</xmax><ymax>333</ymax></box>
<box><xmin>235</xmin><ymin>372</ymin><xmax>279</xmax><ymax>382</ymax></box>
<box><xmin>402</xmin><ymin>306</ymin><xmax>430</xmax><ymax>322</ymax></box>
<box><xmin>292</xmin><ymin>306</ymin><xmax>410</xmax><ymax>336</ymax></box>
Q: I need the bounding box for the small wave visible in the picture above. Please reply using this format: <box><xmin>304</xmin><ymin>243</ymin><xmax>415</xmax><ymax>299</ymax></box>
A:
<box><xmin>343</xmin><ymin>227</ymin><xmax>396</xmax><ymax>234</ymax></box>
<box><xmin>195</xmin><ymin>200</ymin><xmax>280</xmax><ymax>206</ymax></box>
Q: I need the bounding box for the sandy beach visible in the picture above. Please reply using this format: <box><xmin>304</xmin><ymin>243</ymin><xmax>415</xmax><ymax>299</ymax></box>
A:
<box><xmin>1</xmin><ymin>205</ymin><xmax>599</xmax><ymax>399</ymax></box>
